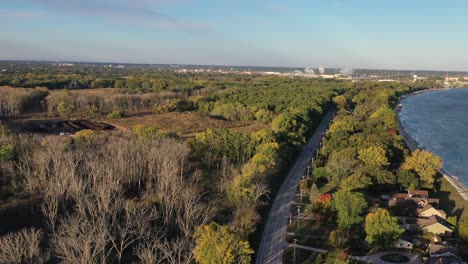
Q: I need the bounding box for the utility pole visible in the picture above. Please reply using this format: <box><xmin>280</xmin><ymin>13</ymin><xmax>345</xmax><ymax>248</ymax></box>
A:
<box><xmin>307</xmin><ymin>165</ymin><xmax>310</xmax><ymax>179</ymax></box>
<box><xmin>300</xmin><ymin>176</ymin><xmax>305</xmax><ymax>203</ymax></box>
<box><xmin>289</xmin><ymin>211</ymin><xmax>292</xmax><ymax>224</ymax></box>
<box><xmin>297</xmin><ymin>206</ymin><xmax>302</xmax><ymax>229</ymax></box>
<box><xmin>292</xmin><ymin>238</ymin><xmax>298</xmax><ymax>264</ymax></box>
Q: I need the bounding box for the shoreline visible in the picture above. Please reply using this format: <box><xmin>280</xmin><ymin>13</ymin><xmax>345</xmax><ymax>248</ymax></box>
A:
<box><xmin>396</xmin><ymin>89</ymin><xmax>468</xmax><ymax>202</ymax></box>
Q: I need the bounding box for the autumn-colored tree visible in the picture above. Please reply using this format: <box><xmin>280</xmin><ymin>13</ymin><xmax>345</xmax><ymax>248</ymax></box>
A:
<box><xmin>333</xmin><ymin>95</ymin><xmax>348</xmax><ymax>110</ymax></box>
<box><xmin>325</xmin><ymin>250</ymin><xmax>349</xmax><ymax>264</ymax></box>
<box><xmin>329</xmin><ymin>116</ymin><xmax>355</xmax><ymax>133</ymax></box>
<box><xmin>74</xmin><ymin>129</ymin><xmax>95</xmax><ymax>147</ymax></box>
<box><xmin>369</xmin><ymin>106</ymin><xmax>397</xmax><ymax>129</ymax></box>
<box><xmin>319</xmin><ymin>193</ymin><xmax>332</xmax><ymax>204</ymax></box>
<box><xmin>365</xmin><ymin>209</ymin><xmax>403</xmax><ymax>248</ymax></box>
<box><xmin>299</xmin><ymin>179</ymin><xmax>308</xmax><ymax>195</ymax></box>
<box><xmin>193</xmin><ymin>223</ymin><xmax>253</xmax><ymax>264</ymax></box>
<box><xmin>402</xmin><ymin>149</ymin><xmax>442</xmax><ymax>187</ymax></box>
<box><xmin>358</xmin><ymin>146</ymin><xmax>389</xmax><ymax>167</ymax></box>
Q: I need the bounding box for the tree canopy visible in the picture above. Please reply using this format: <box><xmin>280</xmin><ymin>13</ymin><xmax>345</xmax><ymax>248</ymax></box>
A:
<box><xmin>365</xmin><ymin>209</ymin><xmax>403</xmax><ymax>248</ymax></box>
<box><xmin>333</xmin><ymin>190</ymin><xmax>368</xmax><ymax>228</ymax></box>
<box><xmin>401</xmin><ymin>149</ymin><xmax>442</xmax><ymax>187</ymax></box>
<box><xmin>193</xmin><ymin>223</ymin><xmax>253</xmax><ymax>264</ymax></box>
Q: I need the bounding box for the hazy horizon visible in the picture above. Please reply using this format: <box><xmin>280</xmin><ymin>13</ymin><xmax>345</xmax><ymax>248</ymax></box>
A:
<box><xmin>2</xmin><ymin>0</ymin><xmax>468</xmax><ymax>71</ymax></box>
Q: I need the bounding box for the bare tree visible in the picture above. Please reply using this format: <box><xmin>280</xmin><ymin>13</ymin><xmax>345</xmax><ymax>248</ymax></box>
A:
<box><xmin>0</xmin><ymin>228</ymin><xmax>45</xmax><ymax>264</ymax></box>
<box><xmin>136</xmin><ymin>237</ymin><xmax>195</xmax><ymax>264</ymax></box>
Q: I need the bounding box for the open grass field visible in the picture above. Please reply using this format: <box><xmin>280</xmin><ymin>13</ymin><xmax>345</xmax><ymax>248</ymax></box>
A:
<box><xmin>431</xmin><ymin>176</ymin><xmax>468</xmax><ymax>220</ymax></box>
<box><xmin>50</xmin><ymin>87</ymin><xmax>123</xmax><ymax>95</ymax></box>
<box><xmin>100</xmin><ymin>111</ymin><xmax>269</xmax><ymax>137</ymax></box>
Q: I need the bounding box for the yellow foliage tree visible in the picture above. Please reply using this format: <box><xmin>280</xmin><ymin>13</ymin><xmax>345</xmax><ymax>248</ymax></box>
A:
<box><xmin>402</xmin><ymin>149</ymin><xmax>442</xmax><ymax>187</ymax></box>
<box><xmin>358</xmin><ymin>146</ymin><xmax>389</xmax><ymax>167</ymax></box>
<box><xmin>193</xmin><ymin>223</ymin><xmax>253</xmax><ymax>264</ymax></box>
<box><xmin>74</xmin><ymin>129</ymin><xmax>95</xmax><ymax>146</ymax></box>
<box><xmin>329</xmin><ymin>116</ymin><xmax>355</xmax><ymax>133</ymax></box>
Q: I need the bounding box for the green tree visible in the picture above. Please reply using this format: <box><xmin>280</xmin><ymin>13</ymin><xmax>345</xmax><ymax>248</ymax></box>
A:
<box><xmin>459</xmin><ymin>218</ymin><xmax>468</xmax><ymax>241</ymax></box>
<box><xmin>325</xmin><ymin>148</ymin><xmax>358</xmax><ymax>183</ymax></box>
<box><xmin>313</xmin><ymin>167</ymin><xmax>329</xmax><ymax>180</ymax></box>
<box><xmin>193</xmin><ymin>223</ymin><xmax>253</xmax><ymax>264</ymax></box>
<box><xmin>340</xmin><ymin>173</ymin><xmax>372</xmax><ymax>191</ymax></box>
<box><xmin>309</xmin><ymin>183</ymin><xmax>319</xmax><ymax>202</ymax></box>
<box><xmin>57</xmin><ymin>101</ymin><xmax>74</xmax><ymax>118</ymax></box>
<box><xmin>365</xmin><ymin>209</ymin><xmax>403</xmax><ymax>248</ymax></box>
<box><xmin>107</xmin><ymin>109</ymin><xmax>124</xmax><ymax>119</ymax></box>
<box><xmin>396</xmin><ymin>169</ymin><xmax>419</xmax><ymax>190</ymax></box>
<box><xmin>333</xmin><ymin>190</ymin><xmax>368</xmax><ymax>228</ymax></box>
<box><xmin>402</xmin><ymin>149</ymin><xmax>442</xmax><ymax>187</ymax></box>
<box><xmin>86</xmin><ymin>104</ymin><xmax>98</xmax><ymax>119</ymax></box>
<box><xmin>0</xmin><ymin>143</ymin><xmax>15</xmax><ymax>161</ymax></box>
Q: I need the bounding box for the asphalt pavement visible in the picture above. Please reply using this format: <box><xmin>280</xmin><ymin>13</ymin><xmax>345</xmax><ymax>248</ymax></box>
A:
<box><xmin>256</xmin><ymin>107</ymin><xmax>336</xmax><ymax>264</ymax></box>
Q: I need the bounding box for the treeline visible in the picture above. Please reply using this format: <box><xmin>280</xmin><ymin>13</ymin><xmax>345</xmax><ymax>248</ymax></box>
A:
<box><xmin>0</xmin><ymin>63</ymin><xmax>228</xmax><ymax>93</ymax></box>
<box><xmin>0</xmin><ymin>87</ymin><xmax>48</xmax><ymax>118</ymax></box>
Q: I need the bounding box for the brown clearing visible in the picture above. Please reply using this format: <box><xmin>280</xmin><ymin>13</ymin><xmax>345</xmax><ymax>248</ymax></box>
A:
<box><xmin>100</xmin><ymin>111</ymin><xmax>268</xmax><ymax>137</ymax></box>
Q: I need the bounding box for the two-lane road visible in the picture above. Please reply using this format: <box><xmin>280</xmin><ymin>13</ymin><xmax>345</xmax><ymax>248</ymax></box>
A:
<box><xmin>256</xmin><ymin>107</ymin><xmax>336</xmax><ymax>264</ymax></box>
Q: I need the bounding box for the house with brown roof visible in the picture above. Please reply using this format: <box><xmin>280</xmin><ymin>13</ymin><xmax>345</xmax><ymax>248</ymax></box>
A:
<box><xmin>410</xmin><ymin>190</ymin><xmax>429</xmax><ymax>198</ymax></box>
<box><xmin>388</xmin><ymin>192</ymin><xmax>439</xmax><ymax>208</ymax></box>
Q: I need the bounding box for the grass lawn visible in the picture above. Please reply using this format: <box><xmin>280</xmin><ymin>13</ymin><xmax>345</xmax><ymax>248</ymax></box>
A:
<box><xmin>287</xmin><ymin>218</ymin><xmax>335</xmax><ymax>236</ymax></box>
<box><xmin>431</xmin><ymin>176</ymin><xmax>468</xmax><ymax>220</ymax></box>
<box><xmin>283</xmin><ymin>248</ymin><xmax>323</xmax><ymax>264</ymax></box>
<box><xmin>286</xmin><ymin>235</ymin><xmax>329</xmax><ymax>249</ymax></box>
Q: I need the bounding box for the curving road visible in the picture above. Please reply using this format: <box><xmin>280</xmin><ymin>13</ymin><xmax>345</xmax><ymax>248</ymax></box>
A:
<box><xmin>256</xmin><ymin>107</ymin><xmax>336</xmax><ymax>264</ymax></box>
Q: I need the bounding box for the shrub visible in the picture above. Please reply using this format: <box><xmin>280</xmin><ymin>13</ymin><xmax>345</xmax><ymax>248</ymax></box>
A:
<box><xmin>0</xmin><ymin>144</ymin><xmax>15</xmax><ymax>161</ymax></box>
<box><xmin>106</xmin><ymin>109</ymin><xmax>124</xmax><ymax>119</ymax></box>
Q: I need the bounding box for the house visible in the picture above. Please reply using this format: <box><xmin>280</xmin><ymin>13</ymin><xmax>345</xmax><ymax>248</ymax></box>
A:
<box><xmin>418</xmin><ymin>216</ymin><xmax>453</xmax><ymax>236</ymax></box>
<box><xmin>425</xmin><ymin>256</ymin><xmax>464</xmax><ymax>264</ymax></box>
<box><xmin>425</xmin><ymin>242</ymin><xmax>464</xmax><ymax>264</ymax></box>
<box><xmin>388</xmin><ymin>192</ymin><xmax>439</xmax><ymax>208</ymax></box>
<box><xmin>418</xmin><ymin>205</ymin><xmax>447</xmax><ymax>219</ymax></box>
<box><xmin>393</xmin><ymin>234</ymin><xmax>414</xmax><ymax>249</ymax></box>
<box><xmin>410</xmin><ymin>190</ymin><xmax>429</xmax><ymax>198</ymax></box>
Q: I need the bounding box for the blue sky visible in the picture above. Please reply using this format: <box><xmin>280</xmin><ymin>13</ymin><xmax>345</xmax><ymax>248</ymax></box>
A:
<box><xmin>1</xmin><ymin>0</ymin><xmax>468</xmax><ymax>71</ymax></box>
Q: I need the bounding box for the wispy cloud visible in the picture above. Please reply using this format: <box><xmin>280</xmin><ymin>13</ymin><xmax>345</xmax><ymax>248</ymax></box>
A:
<box><xmin>0</xmin><ymin>8</ymin><xmax>47</xmax><ymax>19</ymax></box>
<box><xmin>9</xmin><ymin>0</ymin><xmax>208</xmax><ymax>32</ymax></box>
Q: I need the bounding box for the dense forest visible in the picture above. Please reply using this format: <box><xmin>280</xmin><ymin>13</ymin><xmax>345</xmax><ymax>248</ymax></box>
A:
<box><xmin>0</xmin><ymin>64</ymin><xmax>354</xmax><ymax>263</ymax></box>
<box><xmin>287</xmin><ymin>81</ymin><xmax>468</xmax><ymax>263</ymax></box>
